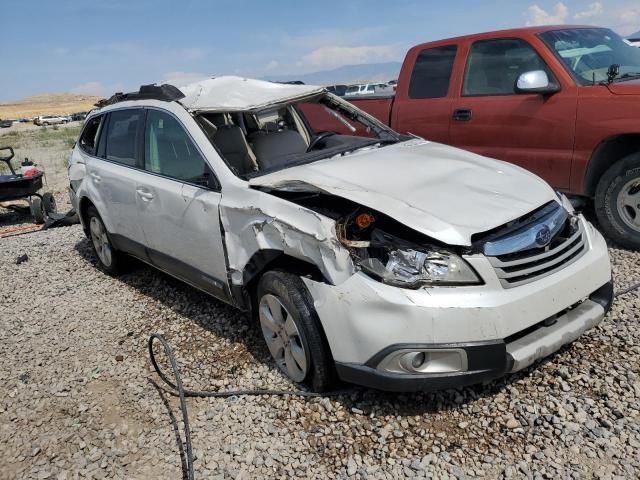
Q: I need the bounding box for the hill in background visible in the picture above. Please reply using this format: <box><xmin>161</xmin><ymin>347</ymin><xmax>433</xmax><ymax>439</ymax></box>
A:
<box><xmin>0</xmin><ymin>93</ymin><xmax>103</xmax><ymax>119</ymax></box>
<box><xmin>265</xmin><ymin>61</ymin><xmax>402</xmax><ymax>85</ymax></box>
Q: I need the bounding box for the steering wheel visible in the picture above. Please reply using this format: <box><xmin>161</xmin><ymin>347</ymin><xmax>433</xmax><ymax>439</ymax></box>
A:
<box><xmin>306</xmin><ymin>131</ymin><xmax>337</xmax><ymax>152</ymax></box>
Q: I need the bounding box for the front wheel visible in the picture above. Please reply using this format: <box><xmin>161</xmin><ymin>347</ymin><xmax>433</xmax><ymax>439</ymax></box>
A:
<box><xmin>257</xmin><ymin>271</ymin><xmax>337</xmax><ymax>392</ymax></box>
<box><xmin>595</xmin><ymin>153</ymin><xmax>640</xmax><ymax>249</ymax></box>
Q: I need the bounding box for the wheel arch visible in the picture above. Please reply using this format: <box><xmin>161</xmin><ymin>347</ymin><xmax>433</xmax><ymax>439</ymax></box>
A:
<box><xmin>231</xmin><ymin>249</ymin><xmax>330</xmax><ymax>313</ymax></box>
<box><xmin>585</xmin><ymin>134</ymin><xmax>640</xmax><ymax>196</ymax></box>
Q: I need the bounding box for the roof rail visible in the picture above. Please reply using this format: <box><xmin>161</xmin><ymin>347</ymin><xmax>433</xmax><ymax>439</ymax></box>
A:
<box><xmin>95</xmin><ymin>83</ymin><xmax>185</xmax><ymax>108</ymax></box>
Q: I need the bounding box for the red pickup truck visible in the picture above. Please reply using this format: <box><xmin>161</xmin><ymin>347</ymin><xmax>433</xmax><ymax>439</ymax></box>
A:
<box><xmin>348</xmin><ymin>26</ymin><xmax>640</xmax><ymax>249</ymax></box>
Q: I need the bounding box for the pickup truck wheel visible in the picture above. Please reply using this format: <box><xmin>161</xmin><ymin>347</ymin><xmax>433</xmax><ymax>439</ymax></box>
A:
<box><xmin>595</xmin><ymin>153</ymin><xmax>640</xmax><ymax>250</ymax></box>
<box><xmin>257</xmin><ymin>271</ymin><xmax>337</xmax><ymax>392</ymax></box>
<box><xmin>86</xmin><ymin>205</ymin><xmax>123</xmax><ymax>275</ymax></box>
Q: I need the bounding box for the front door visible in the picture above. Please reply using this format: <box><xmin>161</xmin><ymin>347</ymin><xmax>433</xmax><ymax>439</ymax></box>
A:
<box><xmin>449</xmin><ymin>38</ymin><xmax>577</xmax><ymax>189</ymax></box>
<box><xmin>136</xmin><ymin>108</ymin><xmax>229</xmax><ymax>299</ymax></box>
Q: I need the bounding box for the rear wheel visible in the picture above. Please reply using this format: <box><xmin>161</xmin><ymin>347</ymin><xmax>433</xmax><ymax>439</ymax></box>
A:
<box><xmin>257</xmin><ymin>271</ymin><xmax>337</xmax><ymax>392</ymax></box>
<box><xmin>595</xmin><ymin>153</ymin><xmax>640</xmax><ymax>250</ymax></box>
<box><xmin>86</xmin><ymin>205</ymin><xmax>123</xmax><ymax>275</ymax></box>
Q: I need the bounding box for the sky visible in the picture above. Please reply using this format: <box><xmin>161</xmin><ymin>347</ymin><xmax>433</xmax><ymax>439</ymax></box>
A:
<box><xmin>0</xmin><ymin>0</ymin><xmax>639</xmax><ymax>101</ymax></box>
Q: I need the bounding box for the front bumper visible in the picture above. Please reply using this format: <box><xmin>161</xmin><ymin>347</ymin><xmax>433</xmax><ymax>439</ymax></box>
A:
<box><xmin>335</xmin><ymin>282</ymin><xmax>612</xmax><ymax>392</ymax></box>
<box><xmin>302</xmin><ymin>218</ymin><xmax>612</xmax><ymax>392</ymax></box>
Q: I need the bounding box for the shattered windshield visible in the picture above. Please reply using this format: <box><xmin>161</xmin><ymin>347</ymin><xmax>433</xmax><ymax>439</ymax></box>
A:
<box><xmin>540</xmin><ymin>28</ymin><xmax>640</xmax><ymax>84</ymax></box>
<box><xmin>201</xmin><ymin>93</ymin><xmax>402</xmax><ymax>178</ymax></box>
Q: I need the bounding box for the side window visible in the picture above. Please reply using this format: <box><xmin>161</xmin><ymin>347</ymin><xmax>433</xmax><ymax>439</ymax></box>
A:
<box><xmin>104</xmin><ymin>109</ymin><xmax>143</xmax><ymax>167</ymax></box>
<box><xmin>408</xmin><ymin>45</ymin><xmax>457</xmax><ymax>99</ymax></box>
<box><xmin>144</xmin><ymin>109</ymin><xmax>211</xmax><ymax>185</ymax></box>
<box><xmin>463</xmin><ymin>39</ymin><xmax>554</xmax><ymax>96</ymax></box>
<box><xmin>79</xmin><ymin>115</ymin><xmax>103</xmax><ymax>155</ymax></box>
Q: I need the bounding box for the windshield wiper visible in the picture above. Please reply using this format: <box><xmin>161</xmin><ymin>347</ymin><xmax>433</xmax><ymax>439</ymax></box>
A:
<box><xmin>618</xmin><ymin>72</ymin><xmax>640</xmax><ymax>81</ymax></box>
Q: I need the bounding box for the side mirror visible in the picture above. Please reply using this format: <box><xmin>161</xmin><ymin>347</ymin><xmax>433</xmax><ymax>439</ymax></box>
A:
<box><xmin>515</xmin><ymin>70</ymin><xmax>560</xmax><ymax>95</ymax></box>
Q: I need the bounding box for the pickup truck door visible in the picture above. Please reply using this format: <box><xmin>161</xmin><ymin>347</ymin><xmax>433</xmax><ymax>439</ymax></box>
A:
<box><xmin>448</xmin><ymin>37</ymin><xmax>577</xmax><ymax>190</ymax></box>
<box><xmin>135</xmin><ymin>108</ymin><xmax>229</xmax><ymax>300</ymax></box>
<box><xmin>392</xmin><ymin>44</ymin><xmax>458</xmax><ymax>144</ymax></box>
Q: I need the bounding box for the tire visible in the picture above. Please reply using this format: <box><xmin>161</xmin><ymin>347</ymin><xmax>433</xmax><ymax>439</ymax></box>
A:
<box><xmin>257</xmin><ymin>270</ymin><xmax>337</xmax><ymax>392</ymax></box>
<box><xmin>30</xmin><ymin>197</ymin><xmax>45</xmax><ymax>224</ymax></box>
<box><xmin>42</xmin><ymin>192</ymin><xmax>57</xmax><ymax>214</ymax></box>
<box><xmin>86</xmin><ymin>205</ymin><xmax>123</xmax><ymax>275</ymax></box>
<box><xmin>595</xmin><ymin>153</ymin><xmax>640</xmax><ymax>250</ymax></box>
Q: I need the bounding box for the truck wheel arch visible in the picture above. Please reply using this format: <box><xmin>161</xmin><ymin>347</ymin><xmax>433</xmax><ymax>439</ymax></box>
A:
<box><xmin>585</xmin><ymin>134</ymin><xmax>640</xmax><ymax>196</ymax></box>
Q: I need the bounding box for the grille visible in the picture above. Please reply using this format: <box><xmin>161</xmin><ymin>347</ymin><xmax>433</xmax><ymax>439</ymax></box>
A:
<box><xmin>487</xmin><ymin>218</ymin><xmax>587</xmax><ymax>288</ymax></box>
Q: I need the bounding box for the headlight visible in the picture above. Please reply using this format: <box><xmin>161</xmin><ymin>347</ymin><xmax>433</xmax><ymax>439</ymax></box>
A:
<box><xmin>357</xmin><ymin>245</ymin><xmax>481</xmax><ymax>288</ymax></box>
<box><xmin>337</xmin><ymin>212</ymin><xmax>482</xmax><ymax>288</ymax></box>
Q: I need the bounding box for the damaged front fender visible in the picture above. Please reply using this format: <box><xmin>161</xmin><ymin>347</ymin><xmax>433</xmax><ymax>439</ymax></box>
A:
<box><xmin>219</xmin><ymin>186</ymin><xmax>355</xmax><ymax>290</ymax></box>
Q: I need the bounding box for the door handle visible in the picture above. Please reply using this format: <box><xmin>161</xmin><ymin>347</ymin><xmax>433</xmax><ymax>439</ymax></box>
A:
<box><xmin>453</xmin><ymin>109</ymin><xmax>473</xmax><ymax>121</ymax></box>
<box><xmin>136</xmin><ymin>188</ymin><xmax>154</xmax><ymax>200</ymax></box>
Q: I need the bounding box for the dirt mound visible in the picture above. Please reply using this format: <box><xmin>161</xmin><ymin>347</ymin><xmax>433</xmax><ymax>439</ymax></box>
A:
<box><xmin>0</xmin><ymin>93</ymin><xmax>104</xmax><ymax>119</ymax></box>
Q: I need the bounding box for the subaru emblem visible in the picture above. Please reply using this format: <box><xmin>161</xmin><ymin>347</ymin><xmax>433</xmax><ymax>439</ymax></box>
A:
<box><xmin>535</xmin><ymin>225</ymin><xmax>552</xmax><ymax>246</ymax></box>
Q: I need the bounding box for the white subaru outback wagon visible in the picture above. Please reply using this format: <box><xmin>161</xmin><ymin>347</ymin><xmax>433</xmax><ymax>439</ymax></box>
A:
<box><xmin>68</xmin><ymin>77</ymin><xmax>613</xmax><ymax>392</ymax></box>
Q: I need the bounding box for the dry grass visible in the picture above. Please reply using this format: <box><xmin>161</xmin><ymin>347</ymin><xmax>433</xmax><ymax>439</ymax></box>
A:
<box><xmin>0</xmin><ymin>93</ymin><xmax>103</xmax><ymax>119</ymax></box>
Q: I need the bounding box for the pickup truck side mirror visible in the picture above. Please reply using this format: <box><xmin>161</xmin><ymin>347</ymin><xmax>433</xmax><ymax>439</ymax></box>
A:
<box><xmin>515</xmin><ymin>70</ymin><xmax>560</xmax><ymax>95</ymax></box>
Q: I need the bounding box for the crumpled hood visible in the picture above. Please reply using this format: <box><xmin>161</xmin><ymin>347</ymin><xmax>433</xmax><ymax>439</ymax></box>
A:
<box><xmin>249</xmin><ymin>139</ymin><xmax>558</xmax><ymax>246</ymax></box>
<box><xmin>607</xmin><ymin>78</ymin><xmax>640</xmax><ymax>95</ymax></box>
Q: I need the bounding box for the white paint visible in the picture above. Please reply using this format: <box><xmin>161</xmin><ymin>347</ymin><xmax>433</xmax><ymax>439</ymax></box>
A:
<box><xmin>179</xmin><ymin>76</ymin><xmax>324</xmax><ymax>112</ymax></box>
<box><xmin>250</xmin><ymin>139</ymin><xmax>559</xmax><ymax>246</ymax></box>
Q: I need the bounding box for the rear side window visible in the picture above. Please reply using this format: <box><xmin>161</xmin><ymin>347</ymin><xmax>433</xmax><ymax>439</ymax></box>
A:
<box><xmin>79</xmin><ymin>115</ymin><xmax>103</xmax><ymax>155</ymax></box>
<box><xmin>463</xmin><ymin>39</ymin><xmax>554</xmax><ymax>96</ymax></box>
<box><xmin>408</xmin><ymin>45</ymin><xmax>457</xmax><ymax>99</ymax></box>
<box><xmin>144</xmin><ymin>109</ymin><xmax>211</xmax><ymax>185</ymax></box>
<box><xmin>104</xmin><ymin>109</ymin><xmax>143</xmax><ymax>167</ymax></box>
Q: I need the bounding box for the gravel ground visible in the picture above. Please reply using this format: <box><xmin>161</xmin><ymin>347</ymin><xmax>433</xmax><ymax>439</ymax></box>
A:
<box><xmin>1</xmin><ymin>225</ymin><xmax>639</xmax><ymax>479</ymax></box>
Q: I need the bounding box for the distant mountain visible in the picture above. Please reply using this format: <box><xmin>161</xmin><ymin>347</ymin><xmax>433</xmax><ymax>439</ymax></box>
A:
<box><xmin>265</xmin><ymin>62</ymin><xmax>402</xmax><ymax>86</ymax></box>
<box><xmin>628</xmin><ymin>30</ymin><xmax>640</xmax><ymax>41</ymax></box>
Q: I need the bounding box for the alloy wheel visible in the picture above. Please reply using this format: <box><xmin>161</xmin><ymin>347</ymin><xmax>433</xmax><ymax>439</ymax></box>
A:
<box><xmin>259</xmin><ymin>294</ymin><xmax>309</xmax><ymax>382</ymax></box>
<box><xmin>616</xmin><ymin>178</ymin><xmax>640</xmax><ymax>233</ymax></box>
<box><xmin>89</xmin><ymin>217</ymin><xmax>113</xmax><ymax>267</ymax></box>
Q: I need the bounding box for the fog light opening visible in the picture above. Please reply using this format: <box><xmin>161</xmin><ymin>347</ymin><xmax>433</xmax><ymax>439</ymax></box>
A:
<box><xmin>411</xmin><ymin>352</ymin><xmax>426</xmax><ymax>369</ymax></box>
<box><xmin>378</xmin><ymin>348</ymin><xmax>469</xmax><ymax>375</ymax></box>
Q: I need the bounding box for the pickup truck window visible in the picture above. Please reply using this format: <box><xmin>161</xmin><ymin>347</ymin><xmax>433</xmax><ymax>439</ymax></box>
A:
<box><xmin>539</xmin><ymin>28</ymin><xmax>640</xmax><ymax>85</ymax></box>
<box><xmin>463</xmin><ymin>39</ymin><xmax>553</xmax><ymax>96</ymax></box>
<box><xmin>409</xmin><ymin>45</ymin><xmax>457</xmax><ymax>99</ymax></box>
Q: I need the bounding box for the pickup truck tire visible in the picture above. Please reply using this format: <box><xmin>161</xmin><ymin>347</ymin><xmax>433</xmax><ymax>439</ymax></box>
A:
<box><xmin>86</xmin><ymin>205</ymin><xmax>124</xmax><ymax>275</ymax></box>
<box><xmin>595</xmin><ymin>153</ymin><xmax>640</xmax><ymax>250</ymax></box>
<box><xmin>257</xmin><ymin>270</ymin><xmax>337</xmax><ymax>392</ymax></box>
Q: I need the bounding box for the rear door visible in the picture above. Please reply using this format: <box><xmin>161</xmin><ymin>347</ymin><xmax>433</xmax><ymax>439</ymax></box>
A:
<box><xmin>392</xmin><ymin>44</ymin><xmax>458</xmax><ymax>143</ymax></box>
<box><xmin>136</xmin><ymin>108</ymin><xmax>229</xmax><ymax>300</ymax></box>
<box><xmin>448</xmin><ymin>37</ymin><xmax>577</xmax><ymax>189</ymax></box>
<box><xmin>86</xmin><ymin>108</ymin><xmax>149</xmax><ymax>257</ymax></box>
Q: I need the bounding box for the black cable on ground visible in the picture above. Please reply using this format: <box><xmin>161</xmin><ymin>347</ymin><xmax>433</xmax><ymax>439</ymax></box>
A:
<box><xmin>148</xmin><ymin>334</ymin><xmax>355</xmax><ymax>480</ymax></box>
<box><xmin>149</xmin><ymin>281</ymin><xmax>640</xmax><ymax>479</ymax></box>
<box><xmin>614</xmin><ymin>281</ymin><xmax>640</xmax><ymax>298</ymax></box>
